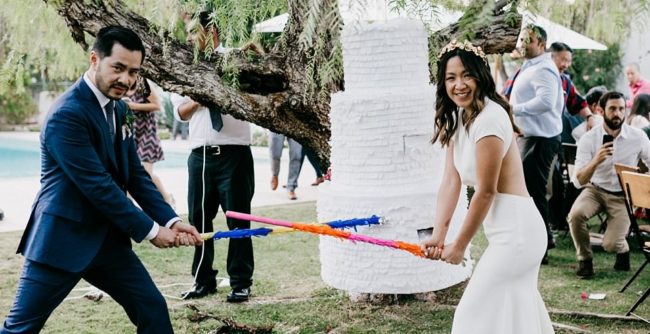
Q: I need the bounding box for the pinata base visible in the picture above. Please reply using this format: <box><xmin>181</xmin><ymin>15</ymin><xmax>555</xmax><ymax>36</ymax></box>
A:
<box><xmin>317</xmin><ymin>184</ymin><xmax>472</xmax><ymax>294</ymax></box>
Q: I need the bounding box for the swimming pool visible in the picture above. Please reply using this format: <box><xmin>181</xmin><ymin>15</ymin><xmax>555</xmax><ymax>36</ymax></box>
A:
<box><xmin>0</xmin><ymin>138</ymin><xmax>189</xmax><ymax>179</ymax></box>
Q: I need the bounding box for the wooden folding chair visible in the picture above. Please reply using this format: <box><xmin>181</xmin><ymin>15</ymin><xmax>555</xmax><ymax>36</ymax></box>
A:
<box><xmin>615</xmin><ymin>163</ymin><xmax>642</xmax><ymax>237</ymax></box>
<box><xmin>619</xmin><ymin>171</ymin><xmax>650</xmax><ymax>322</ymax></box>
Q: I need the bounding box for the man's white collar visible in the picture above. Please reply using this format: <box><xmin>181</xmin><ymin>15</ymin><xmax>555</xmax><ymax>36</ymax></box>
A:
<box><xmin>83</xmin><ymin>71</ymin><xmax>111</xmax><ymax>109</ymax></box>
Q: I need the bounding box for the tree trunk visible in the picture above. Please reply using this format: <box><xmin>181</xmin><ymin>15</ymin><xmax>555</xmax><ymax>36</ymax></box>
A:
<box><xmin>45</xmin><ymin>0</ymin><xmax>521</xmax><ymax>166</ymax></box>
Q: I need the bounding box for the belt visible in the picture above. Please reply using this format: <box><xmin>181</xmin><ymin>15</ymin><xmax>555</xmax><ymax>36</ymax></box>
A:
<box><xmin>191</xmin><ymin>145</ymin><xmax>244</xmax><ymax>156</ymax></box>
<box><xmin>591</xmin><ymin>184</ymin><xmax>625</xmax><ymax>197</ymax></box>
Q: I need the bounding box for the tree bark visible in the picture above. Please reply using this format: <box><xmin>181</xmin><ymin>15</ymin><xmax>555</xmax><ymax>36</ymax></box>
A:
<box><xmin>45</xmin><ymin>0</ymin><xmax>521</xmax><ymax>166</ymax></box>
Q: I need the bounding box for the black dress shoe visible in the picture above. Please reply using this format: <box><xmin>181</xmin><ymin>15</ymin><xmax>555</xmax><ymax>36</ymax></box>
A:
<box><xmin>576</xmin><ymin>259</ymin><xmax>594</xmax><ymax>279</ymax></box>
<box><xmin>181</xmin><ymin>284</ymin><xmax>216</xmax><ymax>300</ymax></box>
<box><xmin>614</xmin><ymin>252</ymin><xmax>630</xmax><ymax>271</ymax></box>
<box><xmin>226</xmin><ymin>288</ymin><xmax>250</xmax><ymax>303</ymax></box>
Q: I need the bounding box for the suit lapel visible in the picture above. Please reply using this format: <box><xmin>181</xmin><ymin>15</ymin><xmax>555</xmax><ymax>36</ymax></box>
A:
<box><xmin>114</xmin><ymin>101</ymin><xmax>130</xmax><ymax>183</ymax></box>
<box><xmin>77</xmin><ymin>79</ymin><xmax>119</xmax><ymax>172</ymax></box>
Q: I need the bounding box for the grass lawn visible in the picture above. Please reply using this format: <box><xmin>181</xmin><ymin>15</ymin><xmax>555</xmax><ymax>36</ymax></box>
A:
<box><xmin>0</xmin><ymin>201</ymin><xmax>649</xmax><ymax>333</ymax></box>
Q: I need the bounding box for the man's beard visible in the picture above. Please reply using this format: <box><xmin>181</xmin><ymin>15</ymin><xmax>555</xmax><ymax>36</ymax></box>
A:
<box><xmin>604</xmin><ymin>116</ymin><xmax>624</xmax><ymax>130</ymax></box>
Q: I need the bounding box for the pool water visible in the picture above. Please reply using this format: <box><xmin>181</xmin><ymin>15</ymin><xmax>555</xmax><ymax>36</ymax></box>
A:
<box><xmin>0</xmin><ymin>138</ymin><xmax>189</xmax><ymax>179</ymax></box>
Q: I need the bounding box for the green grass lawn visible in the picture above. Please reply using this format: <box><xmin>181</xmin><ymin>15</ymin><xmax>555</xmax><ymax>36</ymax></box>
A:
<box><xmin>0</xmin><ymin>202</ymin><xmax>649</xmax><ymax>333</ymax></box>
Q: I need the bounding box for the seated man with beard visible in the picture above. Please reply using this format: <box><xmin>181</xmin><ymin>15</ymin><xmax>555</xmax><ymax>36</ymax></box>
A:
<box><xmin>568</xmin><ymin>91</ymin><xmax>650</xmax><ymax>278</ymax></box>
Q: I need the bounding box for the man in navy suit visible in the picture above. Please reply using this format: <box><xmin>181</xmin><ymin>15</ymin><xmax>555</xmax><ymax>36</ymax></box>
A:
<box><xmin>1</xmin><ymin>26</ymin><xmax>202</xmax><ymax>334</ymax></box>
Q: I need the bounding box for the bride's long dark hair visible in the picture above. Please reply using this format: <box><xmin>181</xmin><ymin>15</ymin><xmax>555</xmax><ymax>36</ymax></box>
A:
<box><xmin>431</xmin><ymin>48</ymin><xmax>519</xmax><ymax>147</ymax></box>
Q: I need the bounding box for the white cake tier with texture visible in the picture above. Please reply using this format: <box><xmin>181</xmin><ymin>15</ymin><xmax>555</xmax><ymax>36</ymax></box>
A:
<box><xmin>341</xmin><ymin>18</ymin><xmax>430</xmax><ymax>91</ymax></box>
<box><xmin>328</xmin><ymin>87</ymin><xmax>436</xmax><ymax>192</ymax></box>
<box><xmin>318</xmin><ymin>185</ymin><xmax>472</xmax><ymax>293</ymax></box>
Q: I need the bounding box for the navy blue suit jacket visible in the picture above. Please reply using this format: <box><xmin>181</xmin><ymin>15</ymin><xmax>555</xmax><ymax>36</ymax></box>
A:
<box><xmin>18</xmin><ymin>77</ymin><xmax>177</xmax><ymax>273</ymax></box>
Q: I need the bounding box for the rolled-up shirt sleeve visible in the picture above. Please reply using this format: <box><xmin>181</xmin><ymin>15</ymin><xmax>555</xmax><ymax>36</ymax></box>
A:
<box><xmin>171</xmin><ymin>93</ymin><xmax>191</xmax><ymax>123</ymax></box>
<box><xmin>513</xmin><ymin>68</ymin><xmax>559</xmax><ymax>116</ymax></box>
<box><xmin>572</xmin><ymin>136</ymin><xmax>593</xmax><ymax>189</ymax></box>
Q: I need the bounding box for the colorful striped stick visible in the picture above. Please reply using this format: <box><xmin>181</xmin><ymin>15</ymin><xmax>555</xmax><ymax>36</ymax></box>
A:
<box><xmin>225</xmin><ymin>211</ymin><xmax>427</xmax><ymax>259</ymax></box>
<box><xmin>200</xmin><ymin>215</ymin><xmax>381</xmax><ymax>240</ymax></box>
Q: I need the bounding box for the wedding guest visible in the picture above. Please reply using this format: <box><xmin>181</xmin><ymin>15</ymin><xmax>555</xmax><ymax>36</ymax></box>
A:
<box><xmin>624</xmin><ymin>63</ymin><xmax>650</xmax><ymax>108</ymax></box>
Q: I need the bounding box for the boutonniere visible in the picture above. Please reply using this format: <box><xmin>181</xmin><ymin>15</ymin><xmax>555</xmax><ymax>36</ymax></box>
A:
<box><xmin>122</xmin><ymin>112</ymin><xmax>135</xmax><ymax>140</ymax></box>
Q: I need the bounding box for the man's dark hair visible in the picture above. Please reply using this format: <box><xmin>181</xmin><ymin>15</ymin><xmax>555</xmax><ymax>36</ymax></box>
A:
<box><xmin>198</xmin><ymin>11</ymin><xmax>212</xmax><ymax>29</ymax></box>
<box><xmin>549</xmin><ymin>42</ymin><xmax>573</xmax><ymax>54</ymax></box>
<box><xmin>92</xmin><ymin>26</ymin><xmax>146</xmax><ymax>63</ymax></box>
<box><xmin>599</xmin><ymin>91</ymin><xmax>626</xmax><ymax>110</ymax></box>
<box><xmin>529</xmin><ymin>25</ymin><xmax>547</xmax><ymax>43</ymax></box>
<box><xmin>196</xmin><ymin>10</ymin><xmax>220</xmax><ymax>33</ymax></box>
<box><xmin>585</xmin><ymin>86</ymin><xmax>607</xmax><ymax>105</ymax></box>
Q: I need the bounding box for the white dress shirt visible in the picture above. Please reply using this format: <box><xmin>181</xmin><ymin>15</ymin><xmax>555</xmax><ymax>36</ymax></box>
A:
<box><xmin>83</xmin><ymin>72</ymin><xmax>179</xmax><ymax>240</ymax></box>
<box><xmin>171</xmin><ymin>93</ymin><xmax>250</xmax><ymax>148</ymax></box>
<box><xmin>84</xmin><ymin>72</ymin><xmax>113</xmax><ymax>127</ymax></box>
<box><xmin>510</xmin><ymin>53</ymin><xmax>564</xmax><ymax>138</ymax></box>
<box><xmin>572</xmin><ymin>123</ymin><xmax>650</xmax><ymax>191</ymax></box>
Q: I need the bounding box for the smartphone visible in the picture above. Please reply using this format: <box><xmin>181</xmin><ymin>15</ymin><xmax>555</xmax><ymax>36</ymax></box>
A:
<box><xmin>603</xmin><ymin>134</ymin><xmax>614</xmax><ymax>144</ymax></box>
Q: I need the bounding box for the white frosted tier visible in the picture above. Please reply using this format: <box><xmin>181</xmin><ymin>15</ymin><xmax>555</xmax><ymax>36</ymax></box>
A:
<box><xmin>341</xmin><ymin>18</ymin><xmax>431</xmax><ymax>90</ymax></box>
<box><xmin>328</xmin><ymin>88</ymin><xmax>436</xmax><ymax>191</ymax></box>
<box><xmin>318</xmin><ymin>184</ymin><xmax>472</xmax><ymax>293</ymax></box>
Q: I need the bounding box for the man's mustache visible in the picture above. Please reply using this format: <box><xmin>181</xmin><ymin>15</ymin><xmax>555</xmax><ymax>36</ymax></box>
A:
<box><xmin>111</xmin><ymin>83</ymin><xmax>130</xmax><ymax>90</ymax></box>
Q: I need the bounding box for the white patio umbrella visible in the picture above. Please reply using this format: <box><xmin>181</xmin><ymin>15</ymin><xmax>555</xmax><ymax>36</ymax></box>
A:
<box><xmin>254</xmin><ymin>13</ymin><xmax>289</xmax><ymax>33</ymax></box>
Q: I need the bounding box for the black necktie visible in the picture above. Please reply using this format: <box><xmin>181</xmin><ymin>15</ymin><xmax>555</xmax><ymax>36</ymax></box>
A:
<box><xmin>209</xmin><ymin>107</ymin><xmax>223</xmax><ymax>132</ymax></box>
<box><xmin>105</xmin><ymin>100</ymin><xmax>115</xmax><ymax>142</ymax></box>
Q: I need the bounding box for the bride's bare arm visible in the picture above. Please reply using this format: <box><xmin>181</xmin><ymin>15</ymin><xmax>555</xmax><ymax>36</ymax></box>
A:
<box><xmin>443</xmin><ymin>135</ymin><xmax>503</xmax><ymax>264</ymax></box>
<box><xmin>422</xmin><ymin>143</ymin><xmax>461</xmax><ymax>258</ymax></box>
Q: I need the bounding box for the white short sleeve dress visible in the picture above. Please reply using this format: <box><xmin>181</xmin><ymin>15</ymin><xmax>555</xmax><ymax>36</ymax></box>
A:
<box><xmin>450</xmin><ymin>99</ymin><xmax>555</xmax><ymax>334</ymax></box>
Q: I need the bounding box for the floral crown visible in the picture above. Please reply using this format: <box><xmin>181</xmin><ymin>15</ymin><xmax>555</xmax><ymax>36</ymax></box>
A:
<box><xmin>437</xmin><ymin>39</ymin><xmax>488</xmax><ymax>65</ymax></box>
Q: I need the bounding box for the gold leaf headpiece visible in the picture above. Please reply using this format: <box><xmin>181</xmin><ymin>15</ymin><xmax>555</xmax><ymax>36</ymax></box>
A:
<box><xmin>437</xmin><ymin>39</ymin><xmax>488</xmax><ymax>65</ymax></box>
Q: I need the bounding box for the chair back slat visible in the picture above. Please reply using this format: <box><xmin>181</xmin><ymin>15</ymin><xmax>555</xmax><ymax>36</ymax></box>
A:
<box><xmin>615</xmin><ymin>163</ymin><xmax>641</xmax><ymax>200</ymax></box>
<box><xmin>621</xmin><ymin>171</ymin><xmax>650</xmax><ymax>210</ymax></box>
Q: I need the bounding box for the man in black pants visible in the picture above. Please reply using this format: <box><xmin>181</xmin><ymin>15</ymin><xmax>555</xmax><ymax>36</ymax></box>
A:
<box><xmin>506</xmin><ymin>25</ymin><xmax>564</xmax><ymax>263</ymax></box>
<box><xmin>173</xmin><ymin>11</ymin><xmax>255</xmax><ymax>302</ymax></box>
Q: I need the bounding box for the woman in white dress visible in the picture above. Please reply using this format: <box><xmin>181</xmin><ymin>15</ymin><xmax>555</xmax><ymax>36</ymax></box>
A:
<box><xmin>420</xmin><ymin>40</ymin><xmax>554</xmax><ymax>334</ymax></box>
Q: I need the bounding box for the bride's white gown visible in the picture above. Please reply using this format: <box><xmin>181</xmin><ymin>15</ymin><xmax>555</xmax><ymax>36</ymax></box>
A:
<box><xmin>450</xmin><ymin>99</ymin><xmax>554</xmax><ymax>334</ymax></box>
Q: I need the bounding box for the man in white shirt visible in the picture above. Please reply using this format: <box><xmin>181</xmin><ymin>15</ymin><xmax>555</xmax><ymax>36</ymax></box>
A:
<box><xmin>173</xmin><ymin>11</ymin><xmax>255</xmax><ymax>303</ymax></box>
<box><xmin>508</xmin><ymin>25</ymin><xmax>564</xmax><ymax>263</ymax></box>
<box><xmin>569</xmin><ymin>91</ymin><xmax>650</xmax><ymax>278</ymax></box>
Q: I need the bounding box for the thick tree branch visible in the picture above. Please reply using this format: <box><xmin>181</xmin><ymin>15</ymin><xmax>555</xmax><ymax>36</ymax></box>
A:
<box><xmin>429</xmin><ymin>1</ymin><xmax>521</xmax><ymax>57</ymax></box>
<box><xmin>45</xmin><ymin>0</ymin><xmax>521</xmax><ymax>168</ymax></box>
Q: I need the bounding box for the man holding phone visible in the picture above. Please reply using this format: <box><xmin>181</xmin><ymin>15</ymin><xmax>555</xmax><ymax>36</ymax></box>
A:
<box><xmin>568</xmin><ymin>91</ymin><xmax>650</xmax><ymax>278</ymax></box>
